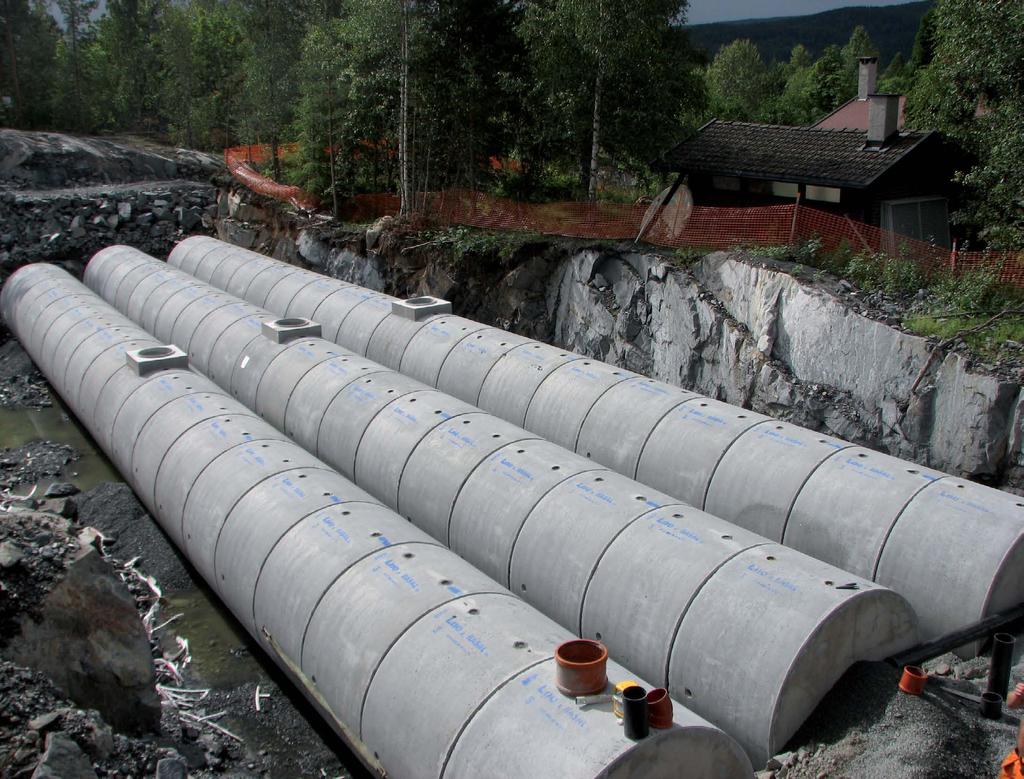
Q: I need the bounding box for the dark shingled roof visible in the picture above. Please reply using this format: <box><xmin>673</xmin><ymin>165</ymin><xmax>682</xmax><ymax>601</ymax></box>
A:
<box><xmin>654</xmin><ymin>120</ymin><xmax>936</xmax><ymax>189</ymax></box>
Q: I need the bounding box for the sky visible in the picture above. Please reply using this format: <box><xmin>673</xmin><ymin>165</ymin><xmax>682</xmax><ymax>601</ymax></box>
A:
<box><xmin>687</xmin><ymin>0</ymin><xmax>924</xmax><ymax>25</ymax></box>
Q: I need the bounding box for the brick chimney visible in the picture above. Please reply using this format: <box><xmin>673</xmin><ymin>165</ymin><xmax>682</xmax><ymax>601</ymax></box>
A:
<box><xmin>858</xmin><ymin>56</ymin><xmax>878</xmax><ymax>101</ymax></box>
<box><xmin>867</xmin><ymin>93</ymin><xmax>900</xmax><ymax>147</ymax></box>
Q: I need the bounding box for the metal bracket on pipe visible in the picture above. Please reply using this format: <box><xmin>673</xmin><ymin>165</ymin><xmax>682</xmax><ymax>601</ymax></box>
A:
<box><xmin>126</xmin><ymin>345</ymin><xmax>189</xmax><ymax>376</ymax></box>
<box><xmin>392</xmin><ymin>296</ymin><xmax>452</xmax><ymax>321</ymax></box>
<box><xmin>261</xmin><ymin>317</ymin><xmax>323</xmax><ymax>344</ymax></box>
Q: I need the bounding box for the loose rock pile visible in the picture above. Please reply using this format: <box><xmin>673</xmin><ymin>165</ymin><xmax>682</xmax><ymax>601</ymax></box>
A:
<box><xmin>0</xmin><ymin>184</ymin><xmax>219</xmax><ymax>275</ymax></box>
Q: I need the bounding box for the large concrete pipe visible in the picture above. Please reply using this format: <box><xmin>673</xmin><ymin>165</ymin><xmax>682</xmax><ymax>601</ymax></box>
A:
<box><xmin>88</xmin><ymin>247</ymin><xmax>919</xmax><ymax>764</ymax></box>
<box><xmin>167</xmin><ymin>236</ymin><xmax>1024</xmax><ymax>643</ymax></box>
<box><xmin>2</xmin><ymin>264</ymin><xmax>753</xmax><ymax>779</ymax></box>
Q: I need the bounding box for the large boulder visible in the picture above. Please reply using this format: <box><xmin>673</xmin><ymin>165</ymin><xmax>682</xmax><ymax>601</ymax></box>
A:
<box><xmin>9</xmin><ymin>547</ymin><xmax>161</xmax><ymax>733</ymax></box>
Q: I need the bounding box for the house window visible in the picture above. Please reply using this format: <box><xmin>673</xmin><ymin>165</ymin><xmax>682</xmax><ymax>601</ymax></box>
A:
<box><xmin>880</xmin><ymin>197</ymin><xmax>950</xmax><ymax>247</ymax></box>
<box><xmin>771</xmin><ymin>181</ymin><xmax>799</xmax><ymax>198</ymax></box>
<box><xmin>806</xmin><ymin>185</ymin><xmax>841</xmax><ymax>203</ymax></box>
<box><xmin>712</xmin><ymin>176</ymin><xmax>740</xmax><ymax>191</ymax></box>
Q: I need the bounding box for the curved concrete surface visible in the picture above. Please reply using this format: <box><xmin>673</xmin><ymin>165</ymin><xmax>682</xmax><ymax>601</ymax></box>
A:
<box><xmin>3</xmin><ymin>263</ymin><xmax>750</xmax><ymax>779</ymax></box>
<box><xmin>93</xmin><ymin>246</ymin><xmax>918</xmax><ymax>764</ymax></box>
<box><xmin>163</xmin><ymin>236</ymin><xmax>1024</xmax><ymax>647</ymax></box>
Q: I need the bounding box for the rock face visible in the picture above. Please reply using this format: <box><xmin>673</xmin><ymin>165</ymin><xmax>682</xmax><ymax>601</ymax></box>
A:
<box><xmin>0</xmin><ymin>129</ymin><xmax>221</xmax><ymax>189</ymax></box>
<box><xmin>9</xmin><ymin>547</ymin><xmax>161</xmax><ymax>734</ymax></box>
<box><xmin>213</xmin><ymin>199</ymin><xmax>1024</xmax><ymax>490</ymax></box>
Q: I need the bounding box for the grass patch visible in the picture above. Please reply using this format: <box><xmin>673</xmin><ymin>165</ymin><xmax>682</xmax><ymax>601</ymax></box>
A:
<box><xmin>903</xmin><ymin>313</ymin><xmax>1024</xmax><ymax>360</ymax></box>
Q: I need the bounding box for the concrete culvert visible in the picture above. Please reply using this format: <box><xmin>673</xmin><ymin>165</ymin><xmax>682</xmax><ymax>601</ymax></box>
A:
<box><xmin>3</xmin><ymin>263</ymin><xmax>753</xmax><ymax>779</ymax></box>
<box><xmin>162</xmin><ymin>235</ymin><xmax>1024</xmax><ymax>652</ymax></box>
<box><xmin>92</xmin><ymin>245</ymin><xmax>920</xmax><ymax>764</ymax></box>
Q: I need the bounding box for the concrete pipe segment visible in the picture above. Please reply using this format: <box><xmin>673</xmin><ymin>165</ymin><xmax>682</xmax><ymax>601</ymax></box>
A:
<box><xmin>88</xmin><ymin>246</ymin><xmax>919</xmax><ymax>765</ymax></box>
<box><xmin>3</xmin><ymin>263</ymin><xmax>753</xmax><ymax>779</ymax></box>
<box><xmin>165</xmin><ymin>235</ymin><xmax>1024</xmax><ymax>645</ymax></box>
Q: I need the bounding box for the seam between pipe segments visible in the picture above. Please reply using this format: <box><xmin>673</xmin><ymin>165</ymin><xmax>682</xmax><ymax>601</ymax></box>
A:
<box><xmin>471</xmin><ymin>338</ymin><xmax>536</xmax><ymax>407</ymax></box>
<box><xmin>308</xmin><ymin>287</ymin><xmax>368</xmax><ymax>342</ymax></box>
<box><xmin>326</xmin><ymin>294</ymin><xmax>392</xmax><ymax>353</ymax></box>
<box><xmin>204</xmin><ymin>464</ymin><xmax>340</xmax><ymax>581</ymax></box>
<box><xmin>215</xmin><ymin>258</ymin><xmax>259</xmax><ymax>295</ymax></box>
<box><xmin>123</xmin><ymin>269</ymin><xmax>176</xmax><ymax>321</ymax></box>
<box><xmin>100</xmin><ymin>249</ymin><xmax>147</xmax><ymax>303</ymax></box>
<box><xmin>355</xmin><ymin>585</ymin><xmax>513</xmax><ymax>740</ymax></box>
<box><xmin>194</xmin><ymin>247</ymin><xmax>237</xmax><ymax>283</ymax></box>
<box><xmin>254</xmin><ymin>268</ymin><xmax>308</xmax><ymax>309</ymax></box>
<box><xmin>26</xmin><ymin>292</ymin><xmax>95</xmax><ymax>357</ymax></box>
<box><xmin>296</xmin><ymin>539</ymin><xmax>446</xmax><ymax>666</ymax></box>
<box><xmin>132</xmin><ymin>276</ymin><xmax>194</xmax><ymax>333</ymax></box>
<box><xmin>192</xmin><ymin>309</ymin><xmax>266</xmax><ymax>378</ymax></box>
<box><xmin>391</xmin><ymin>409</ymin><xmax>479</xmax><ymax>511</ymax></box>
<box><xmin>661</xmin><ymin>541</ymin><xmax>771</xmax><ymax>688</ymax></box>
<box><xmin>69</xmin><ymin>338</ymin><xmax>158</xmax><ymax>411</ymax></box>
<box><xmin>126</xmin><ymin>388</ymin><xmax>247</xmax><ymax>485</ymax></box>
<box><xmin>246</xmin><ymin>499</ymin><xmax>386</xmax><ymax>633</ymax></box>
<box><xmin>272</xmin><ymin>350</ymin><xmax>363</xmax><ymax>438</ymax></box>
<box><xmin>286</xmin><ymin>281</ymin><xmax>355</xmax><ymax>320</ymax></box>
<box><xmin>624</xmin><ymin>395</ymin><xmax>697</xmax><ymax>479</ymax></box>
<box><xmin>117</xmin><ymin>386</ymin><xmax>228</xmax><ymax>495</ymax></box>
<box><xmin>869</xmin><ymin>474</ymin><xmax>951</xmax><ymax>581</ymax></box>
<box><xmin>390</xmin><ymin>316</ymin><xmax>440</xmax><ymax>374</ymax></box>
<box><xmin>46</xmin><ymin>307</ymin><xmax>115</xmax><ymax>389</ymax></box>
<box><xmin>149</xmin><ymin>282</ymin><xmax>209</xmax><ymax>343</ymax></box>
<box><xmin>144</xmin><ymin>411</ymin><xmax>257</xmax><ymax>510</ymax></box>
<box><xmin>167</xmin><ymin>295</ymin><xmax>236</xmax><ymax>356</ymax></box>
<box><xmin>237</xmin><ymin>264</ymin><xmax>283</xmax><ymax>305</ymax></box>
<box><xmin>35</xmin><ymin>302</ymin><xmax>100</xmax><ymax>372</ymax></box>
<box><xmin>698</xmin><ymin>416</ymin><xmax>771</xmax><ymax>510</ymax></box>
<box><xmin>250</xmin><ymin>268</ymin><xmax>305</xmax><ymax>309</ymax></box>
<box><xmin>438</xmin><ymin>653</ymin><xmax>555</xmax><ymax>778</ymax></box>
<box><xmin>226</xmin><ymin>259</ymin><xmax>283</xmax><ymax>299</ymax></box>
<box><xmin>399</xmin><ymin>321</ymin><xmax>483</xmax><ymax>388</ymax></box>
<box><xmin>251</xmin><ymin>341</ymin><xmax>339</xmax><ymax>421</ymax></box>
<box><xmin>272</xmin><ymin>276</ymin><xmax>324</xmax><ymax>318</ymax></box>
<box><xmin>310</xmin><ymin>368</ymin><xmax>398</xmax><ymax>459</ymax></box>
<box><xmin>110</xmin><ymin>252</ymin><xmax>172</xmax><ymax>306</ymax></box>
<box><xmin>11</xmin><ymin>276</ymin><xmax>71</xmax><ymax>327</ymax></box>
<box><xmin>513</xmin><ymin>349</ymin><xmax>584</xmax><ymax>427</ymax></box>
<box><xmin>174</xmin><ymin>298</ymin><xmax>244</xmax><ymax>362</ymax></box>
<box><xmin>432</xmin><ymin>326</ymin><xmax>505</xmax><ymax>402</ymax></box>
<box><xmin>181</xmin><ymin>240</ymin><xmax>222</xmax><ymax>277</ymax></box>
<box><xmin>778</xmin><ymin>445</ymin><xmax>857</xmax><ymax>546</ymax></box>
<box><xmin>172</xmin><ymin>436</ymin><xmax>287</xmax><ymax>546</ymax></box>
<box><xmin>504</xmin><ymin>467</ymin><xmax>610</xmax><ymax>589</ymax></box>
<box><xmin>440</xmin><ymin>435</ymin><xmax>541</xmax><ymax>548</ymax></box>
<box><xmin>358</xmin><ymin>301</ymin><xmax>406</xmax><ymax>363</ymax></box>
<box><xmin>345</xmin><ymin>386</ymin><xmax>426</xmax><ymax>477</ymax></box>
<box><xmin>569</xmin><ymin>374</ymin><xmax>634</xmax><ymax>454</ymax></box>
<box><xmin>575</xmin><ymin>503</ymin><xmax>687</xmax><ymax>636</ymax></box>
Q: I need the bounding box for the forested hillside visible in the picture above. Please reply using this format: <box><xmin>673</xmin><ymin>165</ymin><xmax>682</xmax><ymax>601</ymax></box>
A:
<box><xmin>1</xmin><ymin>0</ymin><xmax>1019</xmax><ymax>247</ymax></box>
<box><xmin>688</xmin><ymin>1</ymin><xmax>934</xmax><ymax>63</ymax></box>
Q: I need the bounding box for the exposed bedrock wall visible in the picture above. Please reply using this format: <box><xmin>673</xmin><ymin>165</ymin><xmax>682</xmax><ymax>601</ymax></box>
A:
<box><xmin>2</xmin><ymin>264</ymin><xmax>752</xmax><ymax>779</ymax></box>
<box><xmin>164</xmin><ymin>236</ymin><xmax>1024</xmax><ymax>648</ymax></box>
<box><xmin>87</xmin><ymin>246</ymin><xmax>920</xmax><ymax>766</ymax></box>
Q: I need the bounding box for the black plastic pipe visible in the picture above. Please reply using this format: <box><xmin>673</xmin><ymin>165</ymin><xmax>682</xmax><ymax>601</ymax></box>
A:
<box><xmin>623</xmin><ymin>685</ymin><xmax>650</xmax><ymax>740</ymax></box>
<box><xmin>987</xmin><ymin>632</ymin><xmax>1016</xmax><ymax>700</ymax></box>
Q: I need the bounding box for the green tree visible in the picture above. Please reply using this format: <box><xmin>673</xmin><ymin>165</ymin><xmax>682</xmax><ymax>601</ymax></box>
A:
<box><xmin>907</xmin><ymin>0</ymin><xmax>1024</xmax><ymax>248</ymax></box>
<box><xmin>92</xmin><ymin>0</ymin><xmax>165</xmax><ymax>130</ymax></box>
<box><xmin>0</xmin><ymin>0</ymin><xmax>60</xmax><ymax>128</ymax></box>
<box><xmin>878</xmin><ymin>52</ymin><xmax>912</xmax><ymax>95</ymax></box>
<box><xmin>53</xmin><ymin>0</ymin><xmax>98</xmax><ymax>130</ymax></box>
<box><xmin>521</xmin><ymin>0</ymin><xmax>695</xmax><ymax>199</ymax></box>
<box><xmin>704</xmin><ymin>39</ymin><xmax>766</xmax><ymax>122</ymax></box>
<box><xmin>158</xmin><ymin>1</ymin><xmax>247</xmax><ymax>149</ymax></box>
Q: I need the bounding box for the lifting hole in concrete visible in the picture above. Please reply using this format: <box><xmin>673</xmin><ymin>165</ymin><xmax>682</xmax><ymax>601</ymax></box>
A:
<box><xmin>440</xmin><ymin>579</ymin><xmax>452</xmax><ymax>586</ymax></box>
<box><xmin>500</xmin><ymin>342</ymin><xmax>507</xmax><ymax>346</ymax></box>
<box><xmin>520</xmin><ymin>584</ymin><xmax>526</xmax><ymax>592</ymax></box>
<box><xmin>409</xmin><ymin>398</ymin><xmax>417</xmax><ymax>403</ymax></box>
<box><xmin>491</xmin><ymin>434</ymin><xmax>500</xmax><ymax>439</ymax></box>
<box><xmin>322</xmin><ymin>492</ymin><xmax>330</xmax><ymax>497</ymax></box>
<box><xmin>595</xmin><ymin>632</ymin><xmax>602</xmax><ymax>640</ymax></box>
<box><xmin>857</xmin><ymin>453</ymin><xmax>868</xmax><ymax>458</ymax></box>
<box><xmin>468</xmin><ymin>609</ymin><xmax>479</xmax><ymax>615</ymax></box>
<box><xmin>766</xmin><ymin>556</ymin><xmax>776</xmax><ymax>561</ymax></box>
<box><xmin>551</xmin><ymin>466</ymin><xmax>560</xmax><ymax>471</ymax></box>
<box><xmin>956</xmin><ymin>484</ymin><xmax>964</xmax><ymax>489</ymax></box>
<box><xmin>907</xmin><ymin>469</ymin><xmax>918</xmax><ymax>475</ymax></box>
<box><xmin>684</xmin><ymin>688</ymin><xmax>693</xmax><ymax>697</ymax></box>
<box><xmin>635</xmin><ymin>496</ymin><xmax>646</xmax><ymax>501</ymax></box>
<box><xmin>738</xmin><ymin>415</ymin><xmax>746</xmax><ymax>419</ymax></box>
<box><xmin>672</xmin><ymin>513</ymin><xmax>682</xmax><ymax>519</ymax></box>
<box><xmin>261</xmin><ymin>445</ymin><xmax>269</xmax><ymax>449</ymax></box>
<box><xmin>298</xmin><ymin>474</ymin><xmax>307</xmax><ymax>479</ymax></box>
<box><xmin>699</xmin><ymin>402</ymin><xmax>708</xmax><ymax>407</ymax></box>
<box><xmin>370</xmin><ymin>532</ymin><xmax>382</xmax><ymax>537</ymax></box>
<box><xmin>341</xmin><ymin>511</ymin><xmax>350</xmax><ymax>516</ymax></box>
<box><xmin>722</xmin><ymin>534</ymin><xmax>732</xmax><ymax>540</ymax></box>
<box><xmin>514</xmin><ymin>641</ymin><xmax>527</xmax><ymax>649</ymax></box>
<box><xmin>461</xmin><ymin>419</ymin><xmax>470</xmax><ymax>424</ymax></box>
<box><xmin>283</xmin><ymin>459</ymin><xmax>290</xmax><ymax>463</ymax></box>
<box><xmin>516</xmin><ymin>449</ymin><xmax>525</xmax><ymax>454</ymax></box>
<box><xmin>403</xmin><ymin>553</ymin><xmax>414</xmax><ymax>559</ymax></box>
<box><xmin>583</xmin><ymin>362</ymin><xmax>591</xmax><ymax>366</ymax></box>
<box><xmin>825</xmin><ymin>580</ymin><xmax>834</xmax><ymax>586</ymax></box>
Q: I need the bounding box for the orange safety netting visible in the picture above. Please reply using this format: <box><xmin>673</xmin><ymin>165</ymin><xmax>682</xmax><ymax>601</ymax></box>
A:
<box><xmin>223</xmin><ymin>144</ymin><xmax>1024</xmax><ymax>288</ymax></box>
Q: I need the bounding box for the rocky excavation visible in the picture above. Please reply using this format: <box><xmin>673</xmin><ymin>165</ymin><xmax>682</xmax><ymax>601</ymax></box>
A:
<box><xmin>3</xmin><ymin>131</ymin><xmax>1024</xmax><ymax>777</ymax></box>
